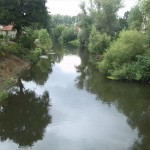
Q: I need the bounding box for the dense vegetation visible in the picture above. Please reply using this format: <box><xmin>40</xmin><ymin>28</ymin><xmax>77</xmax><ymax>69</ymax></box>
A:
<box><xmin>0</xmin><ymin>0</ymin><xmax>150</xmax><ymax>90</ymax></box>
<box><xmin>51</xmin><ymin>15</ymin><xmax>79</xmax><ymax>47</ymax></box>
<box><xmin>0</xmin><ymin>0</ymin><xmax>53</xmax><ymax>63</ymax></box>
<box><xmin>0</xmin><ymin>0</ymin><xmax>53</xmax><ymax>100</ymax></box>
<box><xmin>76</xmin><ymin>0</ymin><xmax>150</xmax><ymax>82</ymax></box>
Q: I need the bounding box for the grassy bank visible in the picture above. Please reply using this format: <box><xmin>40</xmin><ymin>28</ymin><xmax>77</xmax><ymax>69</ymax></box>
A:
<box><xmin>0</xmin><ymin>55</ymin><xmax>30</xmax><ymax>101</ymax></box>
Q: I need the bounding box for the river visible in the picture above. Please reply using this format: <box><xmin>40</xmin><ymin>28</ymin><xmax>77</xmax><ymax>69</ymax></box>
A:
<box><xmin>0</xmin><ymin>49</ymin><xmax>150</xmax><ymax>150</ymax></box>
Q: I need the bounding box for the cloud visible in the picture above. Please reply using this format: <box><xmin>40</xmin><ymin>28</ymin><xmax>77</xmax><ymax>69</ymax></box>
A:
<box><xmin>47</xmin><ymin>0</ymin><xmax>138</xmax><ymax>16</ymax></box>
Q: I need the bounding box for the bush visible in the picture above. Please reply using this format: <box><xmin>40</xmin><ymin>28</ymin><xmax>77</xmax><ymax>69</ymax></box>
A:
<box><xmin>33</xmin><ymin>29</ymin><xmax>53</xmax><ymax>53</ymax></box>
<box><xmin>0</xmin><ymin>34</ymin><xmax>4</xmax><ymax>39</ymax></box>
<box><xmin>88</xmin><ymin>26</ymin><xmax>111</xmax><ymax>54</ymax></box>
<box><xmin>52</xmin><ymin>24</ymin><xmax>66</xmax><ymax>42</ymax></box>
<box><xmin>61</xmin><ymin>27</ymin><xmax>77</xmax><ymax>44</ymax></box>
<box><xmin>19</xmin><ymin>35</ymin><xmax>35</xmax><ymax>49</ymax></box>
<box><xmin>0</xmin><ymin>41</ymin><xmax>21</xmax><ymax>56</ymax></box>
<box><xmin>68</xmin><ymin>40</ymin><xmax>80</xmax><ymax>47</ymax></box>
<box><xmin>27</xmin><ymin>48</ymin><xmax>42</xmax><ymax>64</ymax></box>
<box><xmin>0</xmin><ymin>91</ymin><xmax>9</xmax><ymax>102</ymax></box>
<box><xmin>98</xmin><ymin>30</ymin><xmax>149</xmax><ymax>81</ymax></box>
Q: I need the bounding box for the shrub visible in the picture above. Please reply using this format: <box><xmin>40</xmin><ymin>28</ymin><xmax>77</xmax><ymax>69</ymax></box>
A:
<box><xmin>33</xmin><ymin>29</ymin><xmax>53</xmax><ymax>53</ymax></box>
<box><xmin>0</xmin><ymin>41</ymin><xmax>21</xmax><ymax>56</ymax></box>
<box><xmin>0</xmin><ymin>91</ymin><xmax>9</xmax><ymax>102</ymax></box>
<box><xmin>88</xmin><ymin>26</ymin><xmax>111</xmax><ymax>54</ymax></box>
<box><xmin>27</xmin><ymin>48</ymin><xmax>42</xmax><ymax>64</ymax></box>
<box><xmin>68</xmin><ymin>40</ymin><xmax>80</xmax><ymax>47</ymax></box>
<box><xmin>52</xmin><ymin>24</ymin><xmax>66</xmax><ymax>42</ymax></box>
<box><xmin>19</xmin><ymin>35</ymin><xmax>35</xmax><ymax>49</ymax></box>
<box><xmin>0</xmin><ymin>34</ymin><xmax>4</xmax><ymax>39</ymax></box>
<box><xmin>61</xmin><ymin>27</ymin><xmax>77</xmax><ymax>44</ymax></box>
<box><xmin>98</xmin><ymin>30</ymin><xmax>149</xmax><ymax>81</ymax></box>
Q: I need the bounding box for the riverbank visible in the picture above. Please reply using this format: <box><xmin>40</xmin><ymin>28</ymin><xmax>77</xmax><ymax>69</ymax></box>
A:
<box><xmin>0</xmin><ymin>55</ymin><xmax>30</xmax><ymax>92</ymax></box>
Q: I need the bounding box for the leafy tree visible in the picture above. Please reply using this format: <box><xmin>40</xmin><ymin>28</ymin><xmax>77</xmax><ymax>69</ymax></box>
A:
<box><xmin>118</xmin><ymin>11</ymin><xmax>129</xmax><ymax>31</ymax></box>
<box><xmin>0</xmin><ymin>87</ymin><xmax>51</xmax><ymax>147</ymax></box>
<box><xmin>51</xmin><ymin>15</ymin><xmax>77</xmax><ymax>26</ymax></box>
<box><xmin>128</xmin><ymin>5</ymin><xmax>143</xmax><ymax>30</ymax></box>
<box><xmin>93</xmin><ymin>0</ymin><xmax>122</xmax><ymax>36</ymax></box>
<box><xmin>52</xmin><ymin>24</ymin><xmax>66</xmax><ymax>43</ymax></box>
<box><xmin>78</xmin><ymin>1</ymin><xmax>93</xmax><ymax>48</ymax></box>
<box><xmin>98</xmin><ymin>30</ymin><xmax>149</xmax><ymax>80</ymax></box>
<box><xmin>33</xmin><ymin>29</ymin><xmax>53</xmax><ymax>52</ymax></box>
<box><xmin>78</xmin><ymin>0</ymin><xmax>121</xmax><ymax>48</ymax></box>
<box><xmin>88</xmin><ymin>26</ymin><xmax>110</xmax><ymax>53</ymax></box>
<box><xmin>141</xmin><ymin>0</ymin><xmax>150</xmax><ymax>47</ymax></box>
<box><xmin>0</xmin><ymin>0</ymin><xmax>49</xmax><ymax>39</ymax></box>
<box><xmin>61</xmin><ymin>27</ymin><xmax>78</xmax><ymax>44</ymax></box>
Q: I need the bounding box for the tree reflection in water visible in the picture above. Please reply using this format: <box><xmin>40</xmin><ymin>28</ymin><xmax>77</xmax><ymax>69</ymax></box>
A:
<box><xmin>24</xmin><ymin>50</ymin><xmax>64</xmax><ymax>86</ymax></box>
<box><xmin>75</xmin><ymin>50</ymin><xmax>150</xmax><ymax>150</ymax></box>
<box><xmin>24</xmin><ymin>56</ymin><xmax>53</xmax><ymax>86</ymax></box>
<box><xmin>0</xmin><ymin>83</ymin><xmax>51</xmax><ymax>148</ymax></box>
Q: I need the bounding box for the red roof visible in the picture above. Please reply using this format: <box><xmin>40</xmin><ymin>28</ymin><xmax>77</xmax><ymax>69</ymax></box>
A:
<box><xmin>2</xmin><ymin>25</ymin><xmax>14</xmax><ymax>31</ymax></box>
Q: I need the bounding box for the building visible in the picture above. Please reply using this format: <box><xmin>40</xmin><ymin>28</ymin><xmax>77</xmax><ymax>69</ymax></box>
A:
<box><xmin>0</xmin><ymin>25</ymin><xmax>17</xmax><ymax>38</ymax></box>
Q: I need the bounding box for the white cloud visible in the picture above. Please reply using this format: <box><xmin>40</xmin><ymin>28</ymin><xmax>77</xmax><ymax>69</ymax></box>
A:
<box><xmin>47</xmin><ymin>0</ymin><xmax>82</xmax><ymax>16</ymax></box>
<box><xmin>118</xmin><ymin>0</ymin><xmax>139</xmax><ymax>17</ymax></box>
<box><xmin>47</xmin><ymin>0</ymin><xmax>139</xmax><ymax>16</ymax></box>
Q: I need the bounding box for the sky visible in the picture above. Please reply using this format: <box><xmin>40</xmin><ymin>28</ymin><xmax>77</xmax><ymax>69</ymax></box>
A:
<box><xmin>47</xmin><ymin>0</ymin><xmax>139</xmax><ymax>17</ymax></box>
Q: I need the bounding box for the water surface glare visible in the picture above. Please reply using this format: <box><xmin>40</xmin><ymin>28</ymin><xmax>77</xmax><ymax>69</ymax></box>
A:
<box><xmin>0</xmin><ymin>52</ymin><xmax>150</xmax><ymax>150</ymax></box>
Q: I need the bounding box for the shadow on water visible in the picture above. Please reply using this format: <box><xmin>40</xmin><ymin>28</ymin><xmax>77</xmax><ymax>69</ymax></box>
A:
<box><xmin>76</xmin><ymin>50</ymin><xmax>150</xmax><ymax>150</ymax></box>
<box><xmin>24</xmin><ymin>55</ymin><xmax>53</xmax><ymax>86</ymax></box>
<box><xmin>0</xmin><ymin>81</ymin><xmax>52</xmax><ymax>148</ymax></box>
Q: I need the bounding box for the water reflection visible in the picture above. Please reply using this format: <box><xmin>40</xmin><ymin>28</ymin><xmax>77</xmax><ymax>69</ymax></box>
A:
<box><xmin>0</xmin><ymin>83</ymin><xmax>51</xmax><ymax>148</ymax></box>
<box><xmin>1</xmin><ymin>49</ymin><xmax>150</xmax><ymax>150</ymax></box>
<box><xmin>24</xmin><ymin>56</ymin><xmax>53</xmax><ymax>85</ymax></box>
<box><xmin>76</xmin><ymin>50</ymin><xmax>150</xmax><ymax>150</ymax></box>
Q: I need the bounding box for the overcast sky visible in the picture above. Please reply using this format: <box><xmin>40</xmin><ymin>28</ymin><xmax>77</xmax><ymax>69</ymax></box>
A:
<box><xmin>47</xmin><ymin>0</ymin><xmax>138</xmax><ymax>17</ymax></box>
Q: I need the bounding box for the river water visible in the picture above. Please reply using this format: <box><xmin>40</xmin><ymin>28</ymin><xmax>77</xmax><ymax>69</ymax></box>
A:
<box><xmin>0</xmin><ymin>49</ymin><xmax>150</xmax><ymax>150</ymax></box>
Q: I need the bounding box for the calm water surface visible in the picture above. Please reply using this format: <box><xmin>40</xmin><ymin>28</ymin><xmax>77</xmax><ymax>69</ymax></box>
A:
<box><xmin>0</xmin><ymin>50</ymin><xmax>150</xmax><ymax>150</ymax></box>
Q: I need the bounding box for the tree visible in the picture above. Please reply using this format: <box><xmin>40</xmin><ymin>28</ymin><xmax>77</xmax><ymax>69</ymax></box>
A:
<box><xmin>93</xmin><ymin>0</ymin><xmax>122</xmax><ymax>36</ymax></box>
<box><xmin>88</xmin><ymin>26</ymin><xmax>110</xmax><ymax>53</ymax></box>
<box><xmin>0</xmin><ymin>87</ymin><xmax>51</xmax><ymax>147</ymax></box>
<box><xmin>128</xmin><ymin>5</ymin><xmax>143</xmax><ymax>30</ymax></box>
<box><xmin>52</xmin><ymin>24</ymin><xmax>66</xmax><ymax>43</ymax></box>
<box><xmin>61</xmin><ymin>27</ymin><xmax>78</xmax><ymax>44</ymax></box>
<box><xmin>33</xmin><ymin>29</ymin><xmax>53</xmax><ymax>53</ymax></box>
<box><xmin>0</xmin><ymin>0</ymin><xmax>49</xmax><ymax>39</ymax></box>
<box><xmin>98</xmin><ymin>30</ymin><xmax>149</xmax><ymax>80</ymax></box>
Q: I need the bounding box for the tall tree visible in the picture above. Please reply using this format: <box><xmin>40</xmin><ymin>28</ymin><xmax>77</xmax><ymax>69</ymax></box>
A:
<box><xmin>93</xmin><ymin>0</ymin><xmax>122</xmax><ymax>36</ymax></box>
<box><xmin>0</xmin><ymin>0</ymin><xmax>49</xmax><ymax>39</ymax></box>
<box><xmin>128</xmin><ymin>5</ymin><xmax>143</xmax><ymax>30</ymax></box>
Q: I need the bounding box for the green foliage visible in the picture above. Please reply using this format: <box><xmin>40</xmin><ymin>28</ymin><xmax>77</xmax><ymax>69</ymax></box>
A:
<box><xmin>78</xmin><ymin>0</ymin><xmax>121</xmax><ymax>48</ymax></box>
<box><xmin>88</xmin><ymin>26</ymin><xmax>111</xmax><ymax>53</ymax></box>
<box><xmin>128</xmin><ymin>6</ymin><xmax>143</xmax><ymax>30</ymax></box>
<box><xmin>52</xmin><ymin>24</ymin><xmax>66</xmax><ymax>43</ymax></box>
<box><xmin>0</xmin><ymin>40</ymin><xmax>21</xmax><ymax>56</ymax></box>
<box><xmin>98</xmin><ymin>30</ymin><xmax>149</xmax><ymax>81</ymax></box>
<box><xmin>141</xmin><ymin>0</ymin><xmax>150</xmax><ymax>19</ymax></box>
<box><xmin>0</xmin><ymin>34</ymin><xmax>4</xmax><ymax>39</ymax></box>
<box><xmin>0</xmin><ymin>91</ymin><xmax>9</xmax><ymax>102</ymax></box>
<box><xmin>27</xmin><ymin>48</ymin><xmax>42</xmax><ymax>64</ymax></box>
<box><xmin>68</xmin><ymin>40</ymin><xmax>80</xmax><ymax>47</ymax></box>
<box><xmin>61</xmin><ymin>27</ymin><xmax>77</xmax><ymax>44</ymax></box>
<box><xmin>92</xmin><ymin>0</ymin><xmax>122</xmax><ymax>36</ymax></box>
<box><xmin>0</xmin><ymin>0</ymin><xmax>49</xmax><ymax>39</ymax></box>
<box><xmin>51</xmin><ymin>15</ymin><xmax>77</xmax><ymax>26</ymax></box>
<box><xmin>19</xmin><ymin>35</ymin><xmax>35</xmax><ymax>49</ymax></box>
<box><xmin>78</xmin><ymin>11</ymin><xmax>92</xmax><ymax>48</ymax></box>
<box><xmin>33</xmin><ymin>29</ymin><xmax>53</xmax><ymax>53</ymax></box>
